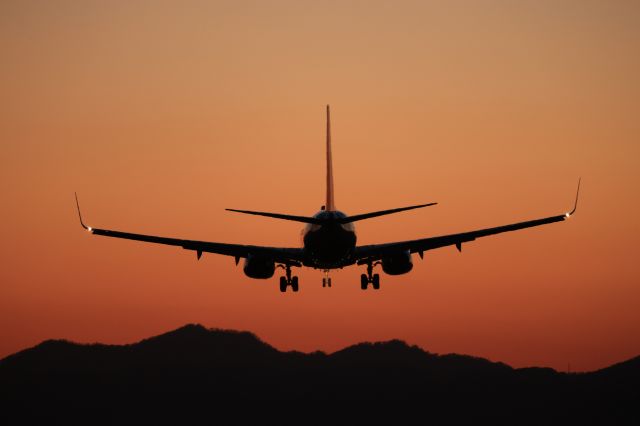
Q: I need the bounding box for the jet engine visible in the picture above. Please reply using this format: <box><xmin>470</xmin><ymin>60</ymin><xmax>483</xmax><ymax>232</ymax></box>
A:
<box><xmin>381</xmin><ymin>250</ymin><xmax>413</xmax><ymax>275</ymax></box>
<box><xmin>243</xmin><ymin>255</ymin><xmax>275</xmax><ymax>279</ymax></box>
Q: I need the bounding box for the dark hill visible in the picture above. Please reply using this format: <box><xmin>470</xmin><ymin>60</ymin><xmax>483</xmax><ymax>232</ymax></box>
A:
<box><xmin>0</xmin><ymin>324</ymin><xmax>637</xmax><ymax>424</ymax></box>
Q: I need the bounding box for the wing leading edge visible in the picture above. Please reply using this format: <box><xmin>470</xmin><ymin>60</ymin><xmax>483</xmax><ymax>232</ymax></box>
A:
<box><xmin>354</xmin><ymin>179</ymin><xmax>580</xmax><ymax>263</ymax></box>
<box><xmin>74</xmin><ymin>194</ymin><xmax>304</xmax><ymax>265</ymax></box>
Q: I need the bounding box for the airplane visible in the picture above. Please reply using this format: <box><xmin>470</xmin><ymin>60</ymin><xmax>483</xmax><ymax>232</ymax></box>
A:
<box><xmin>75</xmin><ymin>105</ymin><xmax>580</xmax><ymax>293</ymax></box>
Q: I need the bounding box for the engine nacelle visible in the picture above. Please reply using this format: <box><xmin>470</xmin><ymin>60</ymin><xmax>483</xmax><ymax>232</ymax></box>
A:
<box><xmin>381</xmin><ymin>250</ymin><xmax>413</xmax><ymax>275</ymax></box>
<box><xmin>243</xmin><ymin>255</ymin><xmax>275</xmax><ymax>279</ymax></box>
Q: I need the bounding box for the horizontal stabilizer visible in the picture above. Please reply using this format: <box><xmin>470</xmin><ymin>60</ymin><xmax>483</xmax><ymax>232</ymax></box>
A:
<box><xmin>337</xmin><ymin>203</ymin><xmax>437</xmax><ymax>224</ymax></box>
<box><xmin>226</xmin><ymin>202</ymin><xmax>436</xmax><ymax>225</ymax></box>
<box><xmin>226</xmin><ymin>209</ymin><xmax>323</xmax><ymax>224</ymax></box>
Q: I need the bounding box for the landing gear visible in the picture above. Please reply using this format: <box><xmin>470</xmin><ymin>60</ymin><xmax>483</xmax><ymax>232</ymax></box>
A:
<box><xmin>372</xmin><ymin>273</ymin><xmax>380</xmax><ymax>290</ymax></box>
<box><xmin>360</xmin><ymin>274</ymin><xmax>368</xmax><ymax>290</ymax></box>
<box><xmin>278</xmin><ymin>264</ymin><xmax>299</xmax><ymax>293</ymax></box>
<box><xmin>360</xmin><ymin>262</ymin><xmax>381</xmax><ymax>290</ymax></box>
<box><xmin>322</xmin><ymin>270</ymin><xmax>332</xmax><ymax>288</ymax></box>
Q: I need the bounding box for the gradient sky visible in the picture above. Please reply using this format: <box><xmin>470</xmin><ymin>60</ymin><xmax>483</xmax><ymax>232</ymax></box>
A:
<box><xmin>1</xmin><ymin>0</ymin><xmax>639</xmax><ymax>371</ymax></box>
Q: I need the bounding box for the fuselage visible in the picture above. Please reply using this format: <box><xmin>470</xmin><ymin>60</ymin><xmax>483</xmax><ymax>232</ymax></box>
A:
<box><xmin>302</xmin><ymin>210</ymin><xmax>356</xmax><ymax>269</ymax></box>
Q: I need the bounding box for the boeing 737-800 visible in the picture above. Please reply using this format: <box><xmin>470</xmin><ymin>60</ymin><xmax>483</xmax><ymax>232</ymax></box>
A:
<box><xmin>75</xmin><ymin>106</ymin><xmax>579</xmax><ymax>292</ymax></box>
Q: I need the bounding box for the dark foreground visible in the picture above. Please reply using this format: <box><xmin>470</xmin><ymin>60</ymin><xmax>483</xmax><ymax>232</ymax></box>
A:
<box><xmin>0</xmin><ymin>324</ymin><xmax>637</xmax><ymax>424</ymax></box>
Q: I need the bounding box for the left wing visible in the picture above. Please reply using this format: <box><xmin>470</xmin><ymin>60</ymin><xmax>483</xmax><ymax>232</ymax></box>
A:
<box><xmin>354</xmin><ymin>180</ymin><xmax>580</xmax><ymax>263</ymax></box>
<box><xmin>75</xmin><ymin>194</ymin><xmax>304</xmax><ymax>265</ymax></box>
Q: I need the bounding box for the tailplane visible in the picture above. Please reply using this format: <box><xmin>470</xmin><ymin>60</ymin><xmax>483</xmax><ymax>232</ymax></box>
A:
<box><xmin>225</xmin><ymin>203</ymin><xmax>437</xmax><ymax>224</ymax></box>
<box><xmin>336</xmin><ymin>203</ymin><xmax>437</xmax><ymax>223</ymax></box>
<box><xmin>225</xmin><ymin>208</ymin><xmax>322</xmax><ymax>224</ymax></box>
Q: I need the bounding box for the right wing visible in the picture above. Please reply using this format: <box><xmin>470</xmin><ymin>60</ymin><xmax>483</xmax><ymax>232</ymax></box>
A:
<box><xmin>75</xmin><ymin>194</ymin><xmax>304</xmax><ymax>265</ymax></box>
<box><xmin>354</xmin><ymin>213</ymin><xmax>569</xmax><ymax>262</ymax></box>
<box><xmin>353</xmin><ymin>180</ymin><xmax>580</xmax><ymax>263</ymax></box>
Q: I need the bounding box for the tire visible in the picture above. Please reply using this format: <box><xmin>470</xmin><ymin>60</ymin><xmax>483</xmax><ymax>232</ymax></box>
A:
<box><xmin>327</xmin><ymin>278</ymin><xmax>332</xmax><ymax>287</ymax></box>
<box><xmin>291</xmin><ymin>276</ymin><xmax>299</xmax><ymax>292</ymax></box>
<box><xmin>360</xmin><ymin>274</ymin><xmax>368</xmax><ymax>290</ymax></box>
<box><xmin>372</xmin><ymin>274</ymin><xmax>380</xmax><ymax>290</ymax></box>
<box><xmin>279</xmin><ymin>276</ymin><xmax>288</xmax><ymax>293</ymax></box>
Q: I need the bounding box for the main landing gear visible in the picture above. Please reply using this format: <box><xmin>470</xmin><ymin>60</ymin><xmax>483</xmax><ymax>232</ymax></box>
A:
<box><xmin>322</xmin><ymin>269</ymin><xmax>332</xmax><ymax>288</ymax></box>
<box><xmin>277</xmin><ymin>264</ymin><xmax>298</xmax><ymax>293</ymax></box>
<box><xmin>361</xmin><ymin>261</ymin><xmax>380</xmax><ymax>290</ymax></box>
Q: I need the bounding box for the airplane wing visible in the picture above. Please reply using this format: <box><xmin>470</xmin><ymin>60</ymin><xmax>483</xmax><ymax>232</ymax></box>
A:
<box><xmin>353</xmin><ymin>181</ymin><xmax>580</xmax><ymax>264</ymax></box>
<box><xmin>75</xmin><ymin>195</ymin><xmax>304</xmax><ymax>265</ymax></box>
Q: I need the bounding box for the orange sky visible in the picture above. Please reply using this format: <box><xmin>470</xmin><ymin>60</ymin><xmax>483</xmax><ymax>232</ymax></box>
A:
<box><xmin>1</xmin><ymin>1</ymin><xmax>639</xmax><ymax>371</ymax></box>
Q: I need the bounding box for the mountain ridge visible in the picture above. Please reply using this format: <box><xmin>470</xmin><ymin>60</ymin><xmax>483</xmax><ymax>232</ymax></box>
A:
<box><xmin>1</xmin><ymin>323</ymin><xmax>637</xmax><ymax>423</ymax></box>
<box><xmin>3</xmin><ymin>322</ymin><xmax>639</xmax><ymax>374</ymax></box>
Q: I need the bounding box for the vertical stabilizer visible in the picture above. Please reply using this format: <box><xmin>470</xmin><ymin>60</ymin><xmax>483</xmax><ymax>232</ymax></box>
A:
<box><xmin>325</xmin><ymin>105</ymin><xmax>336</xmax><ymax>211</ymax></box>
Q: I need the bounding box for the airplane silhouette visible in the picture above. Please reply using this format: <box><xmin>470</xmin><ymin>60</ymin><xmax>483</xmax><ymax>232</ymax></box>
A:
<box><xmin>75</xmin><ymin>105</ymin><xmax>580</xmax><ymax>292</ymax></box>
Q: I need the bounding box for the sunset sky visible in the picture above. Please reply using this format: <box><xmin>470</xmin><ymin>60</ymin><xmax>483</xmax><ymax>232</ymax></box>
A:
<box><xmin>1</xmin><ymin>0</ymin><xmax>639</xmax><ymax>371</ymax></box>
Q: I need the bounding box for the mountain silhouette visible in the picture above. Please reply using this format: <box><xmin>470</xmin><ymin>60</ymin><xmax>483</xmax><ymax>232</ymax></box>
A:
<box><xmin>0</xmin><ymin>324</ymin><xmax>637</xmax><ymax>424</ymax></box>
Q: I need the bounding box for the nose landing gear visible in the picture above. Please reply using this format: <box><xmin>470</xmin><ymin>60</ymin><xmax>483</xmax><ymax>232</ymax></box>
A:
<box><xmin>360</xmin><ymin>261</ymin><xmax>381</xmax><ymax>290</ymax></box>
<box><xmin>322</xmin><ymin>269</ymin><xmax>332</xmax><ymax>288</ymax></box>
<box><xmin>277</xmin><ymin>264</ymin><xmax>299</xmax><ymax>293</ymax></box>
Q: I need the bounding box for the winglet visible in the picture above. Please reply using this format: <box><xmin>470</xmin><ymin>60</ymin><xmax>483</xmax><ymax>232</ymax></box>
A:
<box><xmin>74</xmin><ymin>192</ymin><xmax>92</xmax><ymax>232</ymax></box>
<box><xmin>565</xmin><ymin>178</ymin><xmax>581</xmax><ymax>218</ymax></box>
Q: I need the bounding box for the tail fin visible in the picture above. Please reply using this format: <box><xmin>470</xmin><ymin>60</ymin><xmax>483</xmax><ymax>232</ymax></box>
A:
<box><xmin>326</xmin><ymin>105</ymin><xmax>335</xmax><ymax>211</ymax></box>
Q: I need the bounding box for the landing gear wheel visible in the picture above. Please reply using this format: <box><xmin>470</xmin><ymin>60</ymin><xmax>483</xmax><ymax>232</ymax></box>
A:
<box><xmin>361</xmin><ymin>262</ymin><xmax>382</xmax><ymax>290</ymax></box>
<box><xmin>322</xmin><ymin>270</ymin><xmax>332</xmax><ymax>288</ymax></box>
<box><xmin>360</xmin><ymin>274</ymin><xmax>369</xmax><ymax>290</ymax></box>
<box><xmin>372</xmin><ymin>274</ymin><xmax>380</xmax><ymax>290</ymax></box>
<box><xmin>278</xmin><ymin>264</ymin><xmax>301</xmax><ymax>293</ymax></box>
